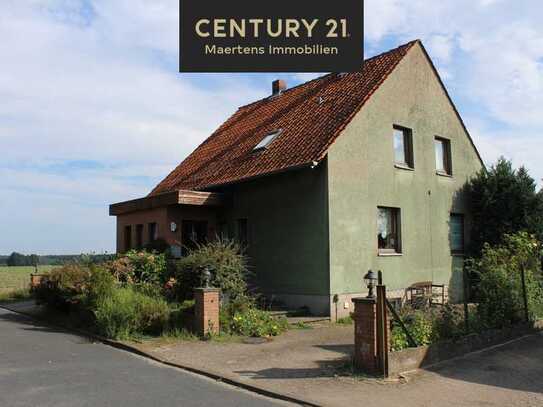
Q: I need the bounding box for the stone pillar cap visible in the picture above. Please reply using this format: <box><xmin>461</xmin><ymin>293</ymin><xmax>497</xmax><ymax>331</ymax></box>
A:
<box><xmin>194</xmin><ymin>287</ymin><xmax>221</xmax><ymax>292</ymax></box>
<box><xmin>352</xmin><ymin>297</ymin><xmax>376</xmax><ymax>304</ymax></box>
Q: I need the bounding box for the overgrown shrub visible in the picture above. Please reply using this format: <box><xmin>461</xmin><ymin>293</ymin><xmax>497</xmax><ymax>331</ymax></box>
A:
<box><xmin>218</xmin><ymin>294</ymin><xmax>287</xmax><ymax>337</ymax></box>
<box><xmin>34</xmin><ymin>263</ymin><xmax>91</xmax><ymax>310</ymax></box>
<box><xmin>93</xmin><ymin>287</ymin><xmax>170</xmax><ymax>339</ymax></box>
<box><xmin>103</xmin><ymin>250</ymin><xmax>167</xmax><ymax>286</ymax></box>
<box><xmin>84</xmin><ymin>266</ymin><xmax>116</xmax><ymax>308</ymax></box>
<box><xmin>225</xmin><ymin>308</ymin><xmax>288</xmax><ymax>337</ymax></box>
<box><xmin>172</xmin><ymin>239</ymin><xmax>249</xmax><ymax>301</ymax></box>
<box><xmin>467</xmin><ymin>232</ymin><xmax>543</xmax><ymax>328</ymax></box>
<box><xmin>432</xmin><ymin>303</ymin><xmax>468</xmax><ymax>340</ymax></box>
<box><xmin>104</xmin><ymin>257</ymin><xmax>135</xmax><ymax>283</ymax></box>
<box><xmin>390</xmin><ymin>307</ymin><xmax>437</xmax><ymax>351</ymax></box>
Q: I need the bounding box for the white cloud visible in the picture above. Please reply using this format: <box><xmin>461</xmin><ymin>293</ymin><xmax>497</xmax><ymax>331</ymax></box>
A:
<box><xmin>0</xmin><ymin>1</ymin><xmax>265</xmax><ymax>253</ymax></box>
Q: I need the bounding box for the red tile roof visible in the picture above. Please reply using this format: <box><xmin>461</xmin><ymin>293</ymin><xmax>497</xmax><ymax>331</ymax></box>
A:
<box><xmin>150</xmin><ymin>41</ymin><xmax>418</xmax><ymax>195</ymax></box>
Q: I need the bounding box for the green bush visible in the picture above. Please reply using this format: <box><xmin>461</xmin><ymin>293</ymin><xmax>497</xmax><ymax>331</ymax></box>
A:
<box><xmin>35</xmin><ymin>263</ymin><xmax>91</xmax><ymax>310</ymax></box>
<box><xmin>172</xmin><ymin>239</ymin><xmax>249</xmax><ymax>301</ymax></box>
<box><xmin>84</xmin><ymin>266</ymin><xmax>116</xmax><ymax>308</ymax></box>
<box><xmin>104</xmin><ymin>251</ymin><xmax>167</xmax><ymax>285</ymax></box>
<box><xmin>226</xmin><ymin>308</ymin><xmax>288</xmax><ymax>337</ymax></box>
<box><xmin>94</xmin><ymin>287</ymin><xmax>170</xmax><ymax>340</ymax></box>
<box><xmin>433</xmin><ymin>304</ymin><xmax>469</xmax><ymax>340</ymax></box>
<box><xmin>124</xmin><ymin>251</ymin><xmax>167</xmax><ymax>285</ymax></box>
<box><xmin>468</xmin><ymin>232</ymin><xmax>543</xmax><ymax>328</ymax></box>
<box><xmin>390</xmin><ymin>307</ymin><xmax>437</xmax><ymax>351</ymax></box>
<box><xmin>218</xmin><ymin>294</ymin><xmax>287</xmax><ymax>337</ymax></box>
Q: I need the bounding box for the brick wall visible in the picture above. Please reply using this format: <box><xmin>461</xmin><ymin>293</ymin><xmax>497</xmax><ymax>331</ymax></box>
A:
<box><xmin>194</xmin><ymin>288</ymin><xmax>220</xmax><ymax>336</ymax></box>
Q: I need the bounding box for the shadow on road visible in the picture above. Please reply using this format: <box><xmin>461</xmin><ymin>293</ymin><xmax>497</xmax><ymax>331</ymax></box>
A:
<box><xmin>0</xmin><ymin>307</ymin><xmax>93</xmax><ymax>342</ymax></box>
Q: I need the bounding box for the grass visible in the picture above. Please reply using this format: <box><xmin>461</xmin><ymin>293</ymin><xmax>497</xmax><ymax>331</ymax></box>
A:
<box><xmin>0</xmin><ymin>265</ymin><xmax>55</xmax><ymax>293</ymax></box>
<box><xmin>336</xmin><ymin>315</ymin><xmax>353</xmax><ymax>325</ymax></box>
<box><xmin>290</xmin><ymin>321</ymin><xmax>313</xmax><ymax>330</ymax></box>
<box><xmin>0</xmin><ymin>288</ymin><xmax>33</xmax><ymax>303</ymax></box>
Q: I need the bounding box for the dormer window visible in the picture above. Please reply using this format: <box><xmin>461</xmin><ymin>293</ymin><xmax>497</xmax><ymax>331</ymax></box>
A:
<box><xmin>253</xmin><ymin>129</ymin><xmax>282</xmax><ymax>151</ymax></box>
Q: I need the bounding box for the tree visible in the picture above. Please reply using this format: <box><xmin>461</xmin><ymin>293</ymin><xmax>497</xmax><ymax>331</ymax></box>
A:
<box><xmin>30</xmin><ymin>254</ymin><xmax>39</xmax><ymax>267</ymax></box>
<box><xmin>6</xmin><ymin>252</ymin><xmax>28</xmax><ymax>267</ymax></box>
<box><xmin>467</xmin><ymin>157</ymin><xmax>543</xmax><ymax>256</ymax></box>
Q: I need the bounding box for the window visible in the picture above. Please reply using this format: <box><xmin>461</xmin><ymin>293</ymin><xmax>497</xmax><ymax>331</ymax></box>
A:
<box><xmin>181</xmin><ymin>220</ymin><xmax>208</xmax><ymax>254</ymax></box>
<box><xmin>393</xmin><ymin>126</ymin><xmax>414</xmax><ymax>168</ymax></box>
<box><xmin>435</xmin><ymin>137</ymin><xmax>452</xmax><ymax>175</ymax></box>
<box><xmin>148</xmin><ymin>222</ymin><xmax>158</xmax><ymax>242</ymax></box>
<box><xmin>253</xmin><ymin>129</ymin><xmax>282</xmax><ymax>151</ymax></box>
<box><xmin>123</xmin><ymin>225</ymin><xmax>132</xmax><ymax>252</ymax></box>
<box><xmin>237</xmin><ymin>218</ymin><xmax>248</xmax><ymax>246</ymax></box>
<box><xmin>450</xmin><ymin>214</ymin><xmax>464</xmax><ymax>254</ymax></box>
<box><xmin>377</xmin><ymin>207</ymin><xmax>401</xmax><ymax>254</ymax></box>
<box><xmin>135</xmin><ymin>224</ymin><xmax>144</xmax><ymax>249</ymax></box>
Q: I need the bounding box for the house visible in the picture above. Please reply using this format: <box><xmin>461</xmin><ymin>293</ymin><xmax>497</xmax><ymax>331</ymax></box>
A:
<box><xmin>110</xmin><ymin>40</ymin><xmax>484</xmax><ymax>320</ymax></box>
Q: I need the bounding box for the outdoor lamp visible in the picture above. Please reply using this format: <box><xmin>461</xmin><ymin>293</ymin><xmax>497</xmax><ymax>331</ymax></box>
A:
<box><xmin>364</xmin><ymin>269</ymin><xmax>378</xmax><ymax>298</ymax></box>
<box><xmin>202</xmin><ymin>266</ymin><xmax>212</xmax><ymax>288</ymax></box>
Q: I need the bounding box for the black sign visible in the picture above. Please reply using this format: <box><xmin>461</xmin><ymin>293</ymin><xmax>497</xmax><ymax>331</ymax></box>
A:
<box><xmin>179</xmin><ymin>0</ymin><xmax>364</xmax><ymax>72</ymax></box>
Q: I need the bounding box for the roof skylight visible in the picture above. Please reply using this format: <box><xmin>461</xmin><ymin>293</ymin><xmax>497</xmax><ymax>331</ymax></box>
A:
<box><xmin>253</xmin><ymin>129</ymin><xmax>282</xmax><ymax>151</ymax></box>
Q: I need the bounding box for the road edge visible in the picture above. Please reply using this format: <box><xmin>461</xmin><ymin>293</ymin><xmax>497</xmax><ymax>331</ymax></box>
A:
<box><xmin>0</xmin><ymin>303</ymin><xmax>321</xmax><ymax>407</ymax></box>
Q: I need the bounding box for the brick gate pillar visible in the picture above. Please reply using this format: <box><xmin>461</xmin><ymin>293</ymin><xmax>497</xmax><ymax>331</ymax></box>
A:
<box><xmin>352</xmin><ymin>297</ymin><xmax>378</xmax><ymax>373</ymax></box>
<box><xmin>193</xmin><ymin>288</ymin><xmax>220</xmax><ymax>337</ymax></box>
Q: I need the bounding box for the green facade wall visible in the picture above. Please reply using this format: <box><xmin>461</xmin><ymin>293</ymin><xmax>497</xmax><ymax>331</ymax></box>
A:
<box><xmin>219</xmin><ymin>164</ymin><xmax>330</xmax><ymax>297</ymax></box>
<box><xmin>326</xmin><ymin>43</ymin><xmax>483</xmax><ymax>301</ymax></box>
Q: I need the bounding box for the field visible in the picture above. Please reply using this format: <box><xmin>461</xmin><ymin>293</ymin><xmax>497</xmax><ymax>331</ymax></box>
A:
<box><xmin>0</xmin><ymin>265</ymin><xmax>55</xmax><ymax>293</ymax></box>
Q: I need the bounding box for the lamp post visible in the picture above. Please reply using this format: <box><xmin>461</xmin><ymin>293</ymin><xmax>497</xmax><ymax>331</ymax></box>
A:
<box><xmin>364</xmin><ymin>269</ymin><xmax>378</xmax><ymax>298</ymax></box>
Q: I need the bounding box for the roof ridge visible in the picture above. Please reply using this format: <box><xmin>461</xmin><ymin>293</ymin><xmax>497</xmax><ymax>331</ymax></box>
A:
<box><xmin>237</xmin><ymin>40</ymin><xmax>420</xmax><ymax>110</ymax></box>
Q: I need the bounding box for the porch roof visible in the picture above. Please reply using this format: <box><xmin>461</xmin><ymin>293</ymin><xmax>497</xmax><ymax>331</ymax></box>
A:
<box><xmin>109</xmin><ymin>189</ymin><xmax>224</xmax><ymax>216</ymax></box>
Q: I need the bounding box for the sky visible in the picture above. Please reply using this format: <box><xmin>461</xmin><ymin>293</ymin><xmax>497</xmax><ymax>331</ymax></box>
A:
<box><xmin>1</xmin><ymin>0</ymin><xmax>542</xmax><ymax>255</ymax></box>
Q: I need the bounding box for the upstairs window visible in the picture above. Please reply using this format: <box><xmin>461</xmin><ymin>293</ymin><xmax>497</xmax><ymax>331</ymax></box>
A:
<box><xmin>377</xmin><ymin>207</ymin><xmax>402</xmax><ymax>254</ymax></box>
<box><xmin>450</xmin><ymin>214</ymin><xmax>465</xmax><ymax>254</ymax></box>
<box><xmin>253</xmin><ymin>129</ymin><xmax>282</xmax><ymax>151</ymax></box>
<box><xmin>435</xmin><ymin>137</ymin><xmax>452</xmax><ymax>175</ymax></box>
<box><xmin>393</xmin><ymin>126</ymin><xmax>414</xmax><ymax>168</ymax></box>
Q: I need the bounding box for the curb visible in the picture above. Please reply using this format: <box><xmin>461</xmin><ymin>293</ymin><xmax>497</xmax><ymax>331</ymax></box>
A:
<box><xmin>0</xmin><ymin>303</ymin><xmax>321</xmax><ymax>407</ymax></box>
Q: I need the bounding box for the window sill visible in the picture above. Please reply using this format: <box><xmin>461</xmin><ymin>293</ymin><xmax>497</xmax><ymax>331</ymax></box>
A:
<box><xmin>394</xmin><ymin>163</ymin><xmax>415</xmax><ymax>171</ymax></box>
<box><xmin>378</xmin><ymin>252</ymin><xmax>403</xmax><ymax>257</ymax></box>
<box><xmin>436</xmin><ymin>171</ymin><xmax>453</xmax><ymax>178</ymax></box>
<box><xmin>451</xmin><ymin>252</ymin><xmax>465</xmax><ymax>257</ymax></box>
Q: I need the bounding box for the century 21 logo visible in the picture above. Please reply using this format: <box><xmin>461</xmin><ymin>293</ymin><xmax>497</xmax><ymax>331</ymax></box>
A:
<box><xmin>195</xmin><ymin>18</ymin><xmax>349</xmax><ymax>39</ymax></box>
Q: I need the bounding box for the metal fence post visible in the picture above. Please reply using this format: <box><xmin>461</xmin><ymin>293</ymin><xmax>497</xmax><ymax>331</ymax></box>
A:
<box><xmin>463</xmin><ymin>268</ymin><xmax>470</xmax><ymax>332</ymax></box>
<box><xmin>376</xmin><ymin>274</ymin><xmax>389</xmax><ymax>378</ymax></box>
<box><xmin>520</xmin><ymin>264</ymin><xmax>529</xmax><ymax>323</ymax></box>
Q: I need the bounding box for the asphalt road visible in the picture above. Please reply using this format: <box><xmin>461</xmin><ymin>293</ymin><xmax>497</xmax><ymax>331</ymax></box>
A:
<box><xmin>0</xmin><ymin>308</ymin><xmax>292</xmax><ymax>407</ymax></box>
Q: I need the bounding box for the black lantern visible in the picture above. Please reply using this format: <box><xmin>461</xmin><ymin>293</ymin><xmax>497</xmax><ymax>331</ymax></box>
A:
<box><xmin>364</xmin><ymin>269</ymin><xmax>378</xmax><ymax>298</ymax></box>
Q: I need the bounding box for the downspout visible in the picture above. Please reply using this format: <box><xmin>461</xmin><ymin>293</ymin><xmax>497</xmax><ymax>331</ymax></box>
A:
<box><xmin>428</xmin><ymin>189</ymin><xmax>435</xmax><ymax>282</ymax></box>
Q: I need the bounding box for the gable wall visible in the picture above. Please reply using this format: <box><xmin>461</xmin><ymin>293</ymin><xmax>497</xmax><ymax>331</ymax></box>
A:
<box><xmin>327</xmin><ymin>44</ymin><xmax>483</xmax><ymax>304</ymax></box>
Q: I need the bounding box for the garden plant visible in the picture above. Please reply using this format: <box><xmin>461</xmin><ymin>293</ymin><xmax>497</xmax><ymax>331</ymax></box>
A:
<box><xmin>32</xmin><ymin>238</ymin><xmax>288</xmax><ymax>341</ymax></box>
